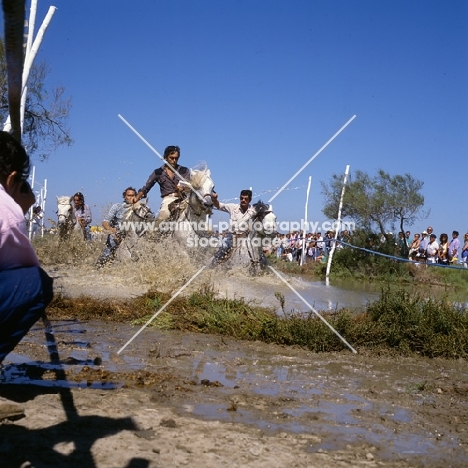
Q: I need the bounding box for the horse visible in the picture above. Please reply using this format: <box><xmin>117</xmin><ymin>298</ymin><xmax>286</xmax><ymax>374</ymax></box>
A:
<box><xmin>247</xmin><ymin>201</ymin><xmax>277</xmax><ymax>274</ymax></box>
<box><xmin>161</xmin><ymin>163</ymin><xmax>216</xmax><ymax>245</ymax></box>
<box><xmin>212</xmin><ymin>200</ymin><xmax>277</xmax><ymax>275</ymax></box>
<box><xmin>56</xmin><ymin>196</ymin><xmax>77</xmax><ymax>241</ymax></box>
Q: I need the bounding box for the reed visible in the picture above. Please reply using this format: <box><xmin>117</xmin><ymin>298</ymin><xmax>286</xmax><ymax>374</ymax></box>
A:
<box><xmin>46</xmin><ymin>285</ymin><xmax>468</xmax><ymax>359</ymax></box>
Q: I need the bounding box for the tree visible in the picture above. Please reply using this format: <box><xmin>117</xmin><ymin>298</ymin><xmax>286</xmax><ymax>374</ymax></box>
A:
<box><xmin>321</xmin><ymin>169</ymin><xmax>427</xmax><ymax>237</ymax></box>
<box><xmin>0</xmin><ymin>39</ymin><xmax>72</xmax><ymax>159</ymax></box>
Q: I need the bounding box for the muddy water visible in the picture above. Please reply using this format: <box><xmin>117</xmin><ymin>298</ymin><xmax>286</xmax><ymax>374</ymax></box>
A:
<box><xmin>212</xmin><ymin>270</ymin><xmax>468</xmax><ymax>315</ymax></box>
<box><xmin>2</xmin><ymin>320</ymin><xmax>467</xmax><ymax>465</ymax></box>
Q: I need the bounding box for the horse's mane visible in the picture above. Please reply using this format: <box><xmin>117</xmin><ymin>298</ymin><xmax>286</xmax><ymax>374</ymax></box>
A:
<box><xmin>190</xmin><ymin>162</ymin><xmax>210</xmax><ymax>189</ymax></box>
<box><xmin>57</xmin><ymin>195</ymin><xmax>72</xmax><ymax>205</ymax></box>
<box><xmin>253</xmin><ymin>200</ymin><xmax>271</xmax><ymax>215</ymax></box>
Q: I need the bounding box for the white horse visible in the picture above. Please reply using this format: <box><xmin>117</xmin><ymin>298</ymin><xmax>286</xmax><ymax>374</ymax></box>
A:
<box><xmin>162</xmin><ymin>163</ymin><xmax>216</xmax><ymax>245</ymax></box>
<box><xmin>56</xmin><ymin>196</ymin><xmax>77</xmax><ymax>240</ymax></box>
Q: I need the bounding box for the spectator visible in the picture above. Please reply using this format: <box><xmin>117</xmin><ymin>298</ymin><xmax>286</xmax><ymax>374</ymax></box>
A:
<box><xmin>448</xmin><ymin>231</ymin><xmax>460</xmax><ymax>264</ymax></box>
<box><xmin>437</xmin><ymin>233</ymin><xmax>449</xmax><ymax>264</ymax></box>
<box><xmin>30</xmin><ymin>205</ymin><xmax>43</xmax><ymax>239</ymax></box>
<box><xmin>426</xmin><ymin>234</ymin><xmax>439</xmax><ymax>264</ymax></box>
<box><xmin>461</xmin><ymin>233</ymin><xmax>468</xmax><ymax>268</ymax></box>
<box><xmin>408</xmin><ymin>233</ymin><xmax>421</xmax><ymax>260</ymax></box>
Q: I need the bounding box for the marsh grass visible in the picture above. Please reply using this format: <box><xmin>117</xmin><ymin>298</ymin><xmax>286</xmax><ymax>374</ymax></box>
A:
<box><xmin>46</xmin><ymin>285</ymin><xmax>468</xmax><ymax>359</ymax></box>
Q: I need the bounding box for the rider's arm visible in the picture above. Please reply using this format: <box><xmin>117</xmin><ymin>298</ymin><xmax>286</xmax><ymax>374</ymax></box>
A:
<box><xmin>102</xmin><ymin>220</ymin><xmax>116</xmax><ymax>234</ymax></box>
<box><xmin>211</xmin><ymin>191</ymin><xmax>220</xmax><ymax>209</ymax></box>
<box><xmin>135</xmin><ymin>169</ymin><xmax>162</xmax><ymax>202</ymax></box>
<box><xmin>102</xmin><ymin>204</ymin><xmax>118</xmax><ymax>234</ymax></box>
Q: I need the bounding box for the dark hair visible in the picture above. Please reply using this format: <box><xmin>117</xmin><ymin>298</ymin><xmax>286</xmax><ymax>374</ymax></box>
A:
<box><xmin>122</xmin><ymin>186</ymin><xmax>137</xmax><ymax>199</ymax></box>
<box><xmin>240</xmin><ymin>189</ymin><xmax>252</xmax><ymax>200</ymax></box>
<box><xmin>33</xmin><ymin>205</ymin><xmax>41</xmax><ymax>214</ymax></box>
<box><xmin>453</xmin><ymin>231</ymin><xmax>459</xmax><ymax>236</ymax></box>
<box><xmin>0</xmin><ymin>131</ymin><xmax>30</xmax><ymax>184</ymax></box>
<box><xmin>73</xmin><ymin>192</ymin><xmax>85</xmax><ymax>204</ymax></box>
<box><xmin>163</xmin><ymin>145</ymin><xmax>180</xmax><ymax>159</ymax></box>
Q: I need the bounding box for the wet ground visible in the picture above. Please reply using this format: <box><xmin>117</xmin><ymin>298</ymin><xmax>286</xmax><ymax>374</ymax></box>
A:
<box><xmin>1</xmin><ymin>318</ymin><xmax>467</xmax><ymax>467</ymax></box>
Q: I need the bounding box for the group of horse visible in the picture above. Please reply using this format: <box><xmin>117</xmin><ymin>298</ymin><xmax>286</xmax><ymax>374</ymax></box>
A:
<box><xmin>55</xmin><ymin>164</ymin><xmax>277</xmax><ymax>273</ymax></box>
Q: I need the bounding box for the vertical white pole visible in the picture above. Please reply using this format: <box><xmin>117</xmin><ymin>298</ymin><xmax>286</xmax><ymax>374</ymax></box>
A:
<box><xmin>41</xmin><ymin>178</ymin><xmax>47</xmax><ymax>237</ymax></box>
<box><xmin>20</xmin><ymin>6</ymin><xmax>57</xmax><ymax>133</ymax></box>
<box><xmin>26</xmin><ymin>0</ymin><xmax>38</xmax><ymax>57</ymax></box>
<box><xmin>300</xmin><ymin>176</ymin><xmax>312</xmax><ymax>266</ymax></box>
<box><xmin>28</xmin><ymin>165</ymin><xmax>36</xmax><ymax>239</ymax></box>
<box><xmin>326</xmin><ymin>165</ymin><xmax>350</xmax><ymax>278</ymax></box>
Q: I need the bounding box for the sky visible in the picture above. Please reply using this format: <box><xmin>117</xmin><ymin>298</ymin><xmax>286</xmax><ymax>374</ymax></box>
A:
<box><xmin>6</xmin><ymin>0</ymin><xmax>468</xmax><ymax>236</ymax></box>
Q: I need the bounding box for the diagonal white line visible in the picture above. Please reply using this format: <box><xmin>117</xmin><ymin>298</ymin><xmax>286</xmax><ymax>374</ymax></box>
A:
<box><xmin>268</xmin><ymin>266</ymin><xmax>357</xmax><ymax>354</ymax></box>
<box><xmin>268</xmin><ymin>115</ymin><xmax>356</xmax><ymax>203</ymax></box>
<box><xmin>117</xmin><ymin>266</ymin><xmax>206</xmax><ymax>355</ymax></box>
<box><xmin>117</xmin><ymin>114</ymin><xmax>205</xmax><ymax>203</ymax></box>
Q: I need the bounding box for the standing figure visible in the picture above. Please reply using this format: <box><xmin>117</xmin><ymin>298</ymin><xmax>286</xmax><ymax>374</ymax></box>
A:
<box><xmin>0</xmin><ymin>131</ymin><xmax>53</xmax><ymax>364</ymax></box>
<box><xmin>426</xmin><ymin>234</ymin><xmax>439</xmax><ymax>264</ymax></box>
<box><xmin>448</xmin><ymin>231</ymin><xmax>460</xmax><ymax>264</ymax></box>
<box><xmin>30</xmin><ymin>205</ymin><xmax>43</xmax><ymax>239</ymax></box>
<box><xmin>461</xmin><ymin>233</ymin><xmax>468</xmax><ymax>268</ymax></box>
<box><xmin>437</xmin><ymin>233</ymin><xmax>449</xmax><ymax>264</ymax></box>
<box><xmin>72</xmin><ymin>192</ymin><xmax>92</xmax><ymax>240</ymax></box>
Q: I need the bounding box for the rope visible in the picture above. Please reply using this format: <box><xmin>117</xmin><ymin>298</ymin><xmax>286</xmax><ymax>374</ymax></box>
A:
<box><xmin>222</xmin><ymin>185</ymin><xmax>307</xmax><ymax>203</ymax></box>
<box><xmin>336</xmin><ymin>240</ymin><xmax>466</xmax><ymax>270</ymax></box>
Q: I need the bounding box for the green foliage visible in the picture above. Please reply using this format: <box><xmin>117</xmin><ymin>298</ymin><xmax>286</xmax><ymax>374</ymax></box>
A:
<box><xmin>107</xmin><ymin>286</ymin><xmax>468</xmax><ymax>358</ymax></box>
<box><xmin>0</xmin><ymin>39</ymin><xmax>73</xmax><ymax>160</ymax></box>
<box><xmin>321</xmin><ymin>169</ymin><xmax>426</xmax><ymax>236</ymax></box>
<box><xmin>49</xmin><ymin>283</ymin><xmax>468</xmax><ymax>359</ymax></box>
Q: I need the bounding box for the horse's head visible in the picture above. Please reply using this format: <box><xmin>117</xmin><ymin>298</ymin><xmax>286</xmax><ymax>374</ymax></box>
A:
<box><xmin>252</xmin><ymin>201</ymin><xmax>277</xmax><ymax>237</ymax></box>
<box><xmin>131</xmin><ymin>200</ymin><xmax>154</xmax><ymax>221</ymax></box>
<box><xmin>56</xmin><ymin>196</ymin><xmax>73</xmax><ymax>225</ymax></box>
<box><xmin>184</xmin><ymin>164</ymin><xmax>215</xmax><ymax>213</ymax></box>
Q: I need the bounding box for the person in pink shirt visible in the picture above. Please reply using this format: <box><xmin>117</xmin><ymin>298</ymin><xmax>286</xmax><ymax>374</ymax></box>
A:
<box><xmin>0</xmin><ymin>131</ymin><xmax>53</xmax><ymax>364</ymax></box>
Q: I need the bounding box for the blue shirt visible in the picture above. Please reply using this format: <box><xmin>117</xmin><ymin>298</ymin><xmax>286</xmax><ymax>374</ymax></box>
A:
<box><xmin>103</xmin><ymin>202</ymin><xmax>132</xmax><ymax>228</ymax></box>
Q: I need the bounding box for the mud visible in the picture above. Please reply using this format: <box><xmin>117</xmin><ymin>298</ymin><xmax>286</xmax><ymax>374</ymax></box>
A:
<box><xmin>0</xmin><ymin>264</ymin><xmax>467</xmax><ymax>467</ymax></box>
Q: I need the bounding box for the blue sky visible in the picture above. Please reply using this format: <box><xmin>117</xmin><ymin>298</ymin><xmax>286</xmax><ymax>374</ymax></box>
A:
<box><xmin>14</xmin><ymin>0</ymin><xmax>468</xmax><ymax>236</ymax></box>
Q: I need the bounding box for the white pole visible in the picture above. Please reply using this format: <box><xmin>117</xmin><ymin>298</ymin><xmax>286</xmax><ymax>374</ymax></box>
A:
<box><xmin>326</xmin><ymin>165</ymin><xmax>350</xmax><ymax>278</ymax></box>
<box><xmin>4</xmin><ymin>5</ymin><xmax>57</xmax><ymax>133</ymax></box>
<box><xmin>20</xmin><ymin>85</ymin><xmax>27</xmax><ymax>134</ymax></box>
<box><xmin>41</xmin><ymin>178</ymin><xmax>47</xmax><ymax>237</ymax></box>
<box><xmin>26</xmin><ymin>0</ymin><xmax>38</xmax><ymax>58</ymax></box>
<box><xmin>20</xmin><ymin>6</ymin><xmax>57</xmax><ymax>132</ymax></box>
<box><xmin>28</xmin><ymin>165</ymin><xmax>36</xmax><ymax>239</ymax></box>
<box><xmin>300</xmin><ymin>176</ymin><xmax>312</xmax><ymax>266</ymax></box>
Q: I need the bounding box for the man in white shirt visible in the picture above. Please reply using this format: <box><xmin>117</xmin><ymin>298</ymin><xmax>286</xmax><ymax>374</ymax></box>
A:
<box><xmin>425</xmin><ymin>234</ymin><xmax>439</xmax><ymax>264</ymax></box>
<box><xmin>211</xmin><ymin>189</ymin><xmax>257</xmax><ymax>265</ymax></box>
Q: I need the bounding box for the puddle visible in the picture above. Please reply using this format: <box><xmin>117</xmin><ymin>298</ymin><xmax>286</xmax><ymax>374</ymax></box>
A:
<box><xmin>1</xmin><ymin>319</ymin><xmax>466</xmax><ymax>464</ymax></box>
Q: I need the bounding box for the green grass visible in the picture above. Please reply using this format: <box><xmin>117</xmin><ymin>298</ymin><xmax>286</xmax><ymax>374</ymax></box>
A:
<box><xmin>48</xmin><ymin>285</ymin><xmax>468</xmax><ymax>359</ymax></box>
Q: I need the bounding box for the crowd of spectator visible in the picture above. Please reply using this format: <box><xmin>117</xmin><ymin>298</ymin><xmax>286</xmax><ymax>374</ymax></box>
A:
<box><xmin>258</xmin><ymin>225</ymin><xmax>468</xmax><ymax>269</ymax></box>
<box><xmin>268</xmin><ymin>230</ymin><xmax>352</xmax><ymax>264</ymax></box>
<box><xmin>397</xmin><ymin>227</ymin><xmax>468</xmax><ymax>268</ymax></box>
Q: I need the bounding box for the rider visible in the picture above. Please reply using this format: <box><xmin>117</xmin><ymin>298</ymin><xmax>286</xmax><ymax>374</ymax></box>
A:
<box><xmin>96</xmin><ymin>187</ymin><xmax>137</xmax><ymax>268</ymax></box>
<box><xmin>133</xmin><ymin>145</ymin><xmax>190</xmax><ymax>228</ymax></box>
<box><xmin>72</xmin><ymin>192</ymin><xmax>92</xmax><ymax>241</ymax></box>
<box><xmin>211</xmin><ymin>189</ymin><xmax>257</xmax><ymax>264</ymax></box>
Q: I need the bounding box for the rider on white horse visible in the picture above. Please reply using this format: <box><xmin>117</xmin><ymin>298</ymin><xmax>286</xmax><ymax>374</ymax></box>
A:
<box><xmin>96</xmin><ymin>187</ymin><xmax>137</xmax><ymax>268</ymax></box>
<box><xmin>133</xmin><ymin>145</ymin><xmax>191</xmax><ymax>227</ymax></box>
<box><xmin>72</xmin><ymin>192</ymin><xmax>92</xmax><ymax>241</ymax></box>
